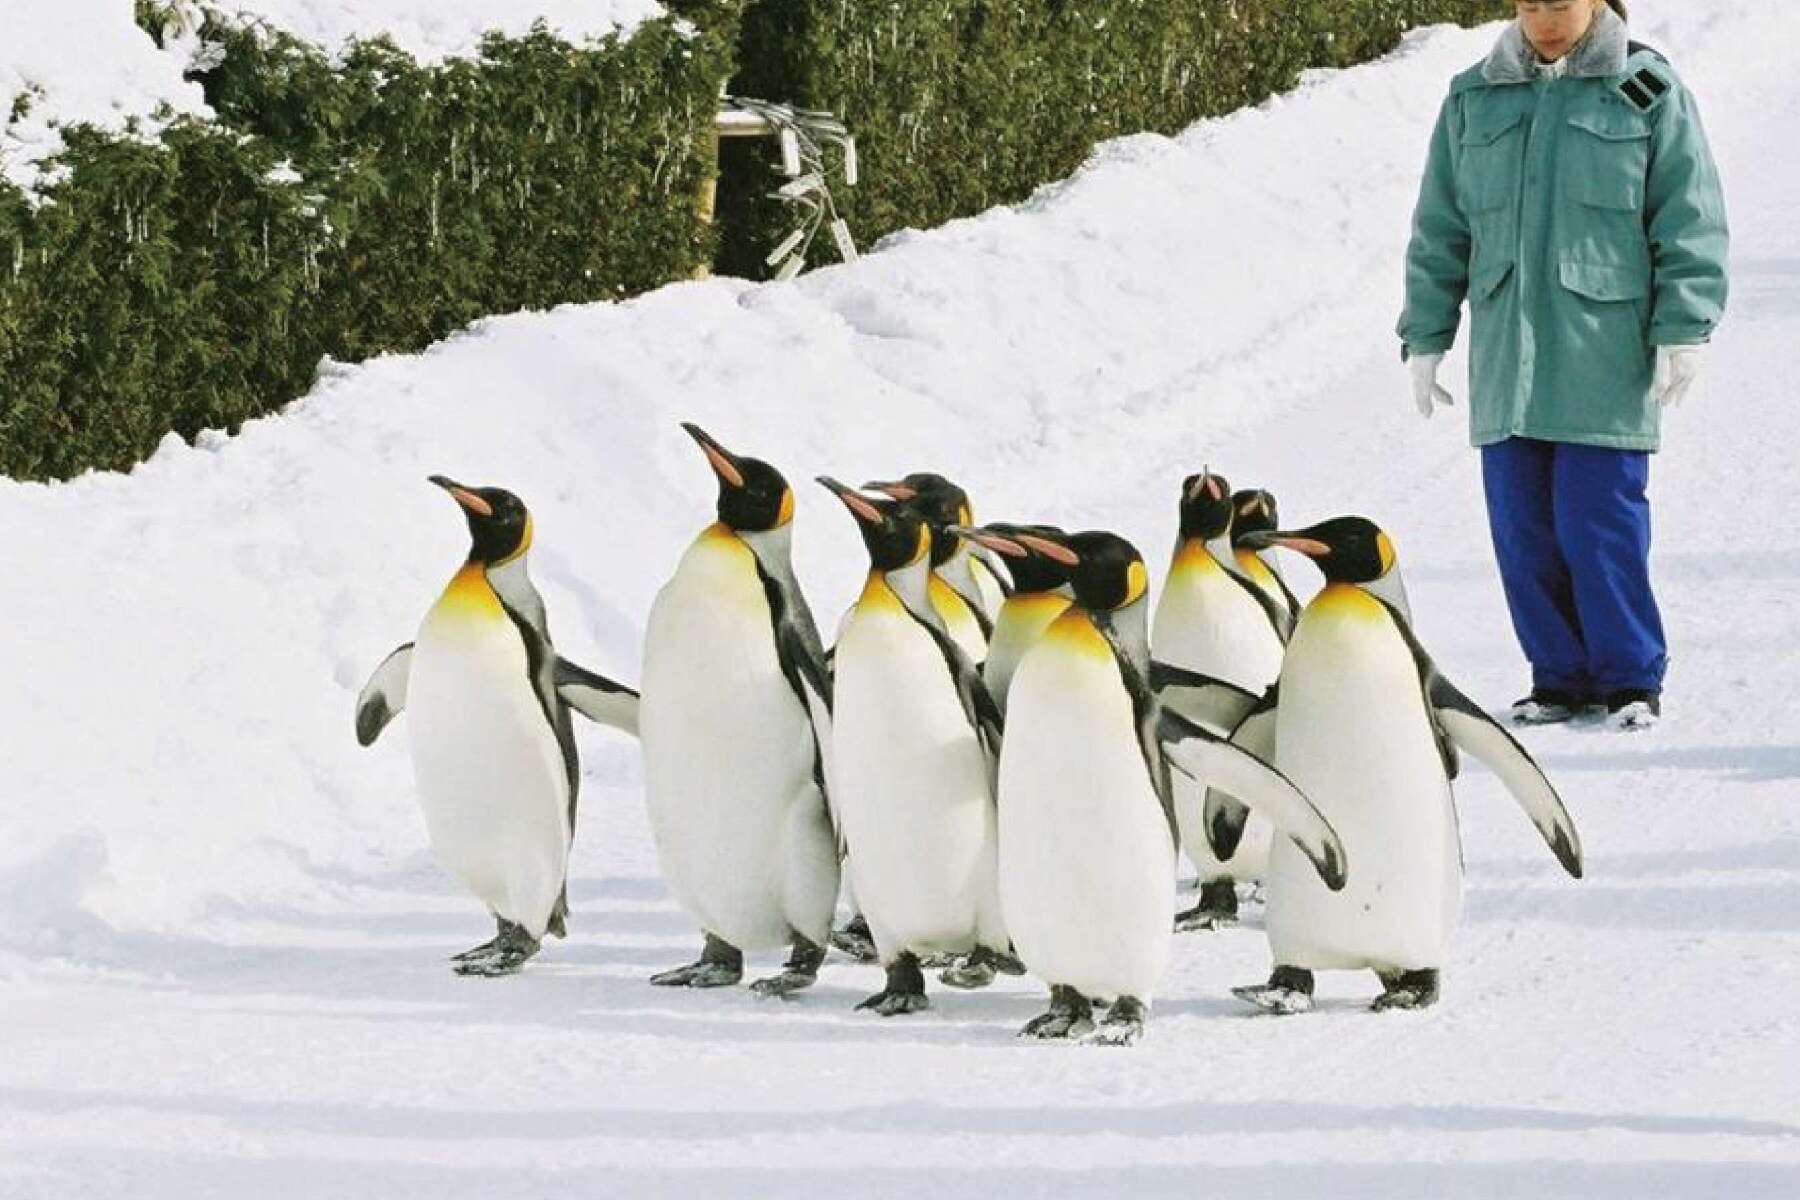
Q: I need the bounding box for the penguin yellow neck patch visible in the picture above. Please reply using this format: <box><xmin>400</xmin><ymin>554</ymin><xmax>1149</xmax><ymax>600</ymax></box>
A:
<box><xmin>435</xmin><ymin>562</ymin><xmax>505</xmax><ymax>619</ymax></box>
<box><xmin>1376</xmin><ymin>530</ymin><xmax>1397</xmax><ymax>576</ymax></box>
<box><xmin>1236</xmin><ymin>547</ymin><xmax>1278</xmax><ymax>589</ymax></box>
<box><xmin>1172</xmin><ymin>538</ymin><xmax>1224</xmax><ymax>579</ymax></box>
<box><xmin>1309</xmin><ymin>582</ymin><xmax>1385</xmax><ymax>622</ymax></box>
<box><xmin>858</xmin><ymin>572</ymin><xmax>906</xmax><ymax>614</ymax></box>
<box><xmin>1044</xmin><ymin>607</ymin><xmax>1112</xmax><ymax>660</ymax></box>
<box><xmin>1123</xmin><ymin>560</ymin><xmax>1149</xmax><ymax>607</ymax></box>
<box><xmin>495</xmin><ymin>512</ymin><xmax>534</xmax><ymax>566</ymax></box>
<box><xmin>777</xmin><ymin>488</ymin><xmax>795</xmax><ymax>527</ymax></box>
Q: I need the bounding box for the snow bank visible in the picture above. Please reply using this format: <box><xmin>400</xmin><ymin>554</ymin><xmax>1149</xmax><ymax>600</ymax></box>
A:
<box><xmin>1</xmin><ymin>1</ymin><xmax>209</xmax><ymax>191</ymax></box>
<box><xmin>207</xmin><ymin>0</ymin><xmax>670</xmax><ymax>63</ymax></box>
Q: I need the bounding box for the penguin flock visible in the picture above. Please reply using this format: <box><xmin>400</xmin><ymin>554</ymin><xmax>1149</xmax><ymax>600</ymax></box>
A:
<box><xmin>356</xmin><ymin>425</ymin><xmax>1585</xmax><ymax>1045</ymax></box>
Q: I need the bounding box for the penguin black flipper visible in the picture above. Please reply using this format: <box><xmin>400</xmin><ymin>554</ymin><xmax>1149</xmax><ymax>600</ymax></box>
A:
<box><xmin>1429</xmin><ymin>672</ymin><xmax>1584</xmax><ymax>879</ymax></box>
<box><xmin>1148</xmin><ymin>659</ymin><xmax>1263</xmax><ymax>736</ymax></box>
<box><xmin>1211</xmin><ymin>539</ymin><xmax>1295</xmax><ymax>643</ymax></box>
<box><xmin>1200</xmin><ymin>685</ymin><xmax>1279</xmax><ymax>860</ymax></box>
<box><xmin>553</xmin><ymin>657</ymin><xmax>640</xmax><ymax>736</ymax></box>
<box><xmin>752</xmin><ymin>553</ymin><xmax>843</xmax><ymax>847</ymax></box>
<box><xmin>969</xmin><ymin>545</ymin><xmax>1015</xmax><ymax>599</ymax></box>
<box><xmin>1369</xmin><ymin>592</ymin><xmax>1582</xmax><ymax>878</ymax></box>
<box><xmin>355</xmin><ymin>643</ymin><xmax>413</xmax><ymax>746</ymax></box>
<box><xmin>1162</xmin><ymin>705</ymin><xmax>1347</xmax><ymax>891</ymax></box>
<box><xmin>917</xmin><ymin>616</ymin><xmax>1005</xmax><ymax>792</ymax></box>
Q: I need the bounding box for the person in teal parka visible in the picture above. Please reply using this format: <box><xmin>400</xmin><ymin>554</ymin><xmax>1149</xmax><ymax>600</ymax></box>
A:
<box><xmin>1399</xmin><ymin>0</ymin><xmax>1728</xmax><ymax>730</ymax></box>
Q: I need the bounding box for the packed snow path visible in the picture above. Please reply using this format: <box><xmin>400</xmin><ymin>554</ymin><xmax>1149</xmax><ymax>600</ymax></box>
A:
<box><xmin>3</xmin><ymin>4</ymin><xmax>1797</xmax><ymax>1196</ymax></box>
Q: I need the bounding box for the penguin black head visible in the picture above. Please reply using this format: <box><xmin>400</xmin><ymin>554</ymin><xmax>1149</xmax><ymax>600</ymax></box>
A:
<box><xmin>682</xmin><ymin>422</ymin><xmax>794</xmax><ymax>534</ymax></box>
<box><xmin>950</xmin><ymin>523</ymin><xmax>1071</xmax><ymax>594</ymax></box>
<box><xmin>431</xmin><ymin>475</ymin><xmax>531</xmax><ymax>565</ymax></box>
<box><xmin>1243</xmin><ymin>515</ymin><xmax>1397</xmax><ymax>585</ymax></box>
<box><xmin>819</xmin><ymin>477</ymin><xmax>931</xmax><ymax>573</ymax></box>
<box><xmin>865</xmin><ymin>473</ymin><xmax>973</xmax><ymax>568</ymax></box>
<box><xmin>1230</xmin><ymin>488</ymin><xmax>1280</xmax><ymax>543</ymax></box>
<box><xmin>1014</xmin><ymin>529</ymin><xmax>1147</xmax><ymax>613</ymax></box>
<box><xmin>1177</xmin><ymin>469</ymin><xmax>1234</xmax><ymax>541</ymax></box>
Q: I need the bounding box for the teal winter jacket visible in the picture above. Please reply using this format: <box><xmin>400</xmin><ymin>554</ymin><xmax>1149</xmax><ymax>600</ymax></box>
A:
<box><xmin>1397</xmin><ymin>9</ymin><xmax>1728</xmax><ymax>451</ymax></box>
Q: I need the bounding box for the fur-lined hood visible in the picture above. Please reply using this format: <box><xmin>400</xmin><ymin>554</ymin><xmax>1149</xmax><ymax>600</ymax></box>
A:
<box><xmin>1482</xmin><ymin>4</ymin><xmax>1628</xmax><ymax>85</ymax></box>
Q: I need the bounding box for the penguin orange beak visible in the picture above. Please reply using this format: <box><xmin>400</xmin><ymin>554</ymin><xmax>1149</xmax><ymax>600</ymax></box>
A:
<box><xmin>862</xmin><ymin>478</ymin><xmax>918</xmax><ymax>502</ymax></box>
<box><xmin>1014</xmin><ymin>531</ymin><xmax>1081</xmax><ymax>567</ymax></box>
<box><xmin>1244</xmin><ymin>530</ymin><xmax>1330</xmax><ymax>558</ymax></box>
<box><xmin>429</xmin><ymin>475</ymin><xmax>493</xmax><ymax>518</ymax></box>
<box><xmin>948</xmin><ymin>525</ymin><xmax>1027</xmax><ymax>558</ymax></box>
<box><xmin>681</xmin><ymin>422</ymin><xmax>746</xmax><ymax>490</ymax></box>
<box><xmin>1186</xmin><ymin>467</ymin><xmax>1224</xmax><ymax>504</ymax></box>
<box><xmin>818</xmin><ymin>476</ymin><xmax>887</xmax><ymax>526</ymax></box>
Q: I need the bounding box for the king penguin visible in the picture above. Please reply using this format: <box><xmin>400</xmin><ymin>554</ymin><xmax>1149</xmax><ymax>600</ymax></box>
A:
<box><xmin>1209</xmin><ymin>516</ymin><xmax>1585</xmax><ymax>1013</ymax></box>
<box><xmin>637</xmin><ymin>424</ymin><xmax>841</xmax><ymax>996</ymax></box>
<box><xmin>355</xmin><ymin>477</ymin><xmax>639</xmax><ymax>975</ymax></box>
<box><xmin>1229</xmin><ymin>488</ymin><xmax>1302</xmax><ymax>625</ymax></box>
<box><xmin>996</xmin><ymin>528</ymin><xmax>1347</xmax><ymax>1045</ymax></box>
<box><xmin>820</xmin><ymin>478</ymin><xmax>1013</xmax><ymax>1013</ymax></box>
<box><xmin>947</xmin><ymin>523</ymin><xmax>1073</xmax><ymax>716</ymax></box>
<box><xmin>865</xmin><ymin>473</ymin><xmax>1010</xmax><ymax>661</ymax></box>
<box><xmin>1150</xmin><ymin>469</ymin><xmax>1289</xmax><ymax>931</ymax></box>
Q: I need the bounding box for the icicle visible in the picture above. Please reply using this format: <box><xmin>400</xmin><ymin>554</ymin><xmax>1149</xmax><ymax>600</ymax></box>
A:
<box><xmin>429</xmin><ymin>174</ymin><xmax>440</xmax><ymax>245</ymax></box>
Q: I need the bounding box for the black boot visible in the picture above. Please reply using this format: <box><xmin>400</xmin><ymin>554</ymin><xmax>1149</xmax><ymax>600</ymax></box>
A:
<box><xmin>649</xmin><ymin>932</ymin><xmax>745</xmax><ymax>988</ymax></box>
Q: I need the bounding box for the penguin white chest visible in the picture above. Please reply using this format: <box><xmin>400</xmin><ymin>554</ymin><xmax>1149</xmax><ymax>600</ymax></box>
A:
<box><xmin>1153</xmin><ymin>544</ymin><xmax>1283</xmax><ymax>883</ymax></box>
<box><xmin>407</xmin><ymin>567</ymin><xmax>570</xmax><ymax>937</ymax></box>
<box><xmin>1265</xmin><ymin>586</ymin><xmax>1461</xmax><ymax>972</ymax></box>
<box><xmin>999</xmin><ymin>616</ymin><xmax>1175</xmax><ymax>1001</ymax></box>
<box><xmin>833</xmin><ymin>581</ymin><xmax>997</xmax><ymax>957</ymax></box>
<box><xmin>1152</xmin><ymin>543</ymin><xmax>1283</xmax><ymax>691</ymax></box>
<box><xmin>640</xmin><ymin>528</ymin><xmax>817</xmax><ymax>950</ymax></box>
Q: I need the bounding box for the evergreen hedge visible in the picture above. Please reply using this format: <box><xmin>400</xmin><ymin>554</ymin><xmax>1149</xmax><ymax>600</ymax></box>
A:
<box><xmin>0</xmin><ymin>4</ymin><xmax>735</xmax><ymax>479</ymax></box>
<box><xmin>2</xmin><ymin>0</ymin><xmax>1505</xmax><ymax>480</ymax></box>
<box><xmin>716</xmin><ymin>0</ymin><xmax>1508</xmax><ymax>277</ymax></box>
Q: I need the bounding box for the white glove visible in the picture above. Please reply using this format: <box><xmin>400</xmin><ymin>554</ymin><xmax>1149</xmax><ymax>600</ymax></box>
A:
<box><xmin>1408</xmin><ymin>351</ymin><xmax>1454</xmax><ymax>418</ymax></box>
<box><xmin>1653</xmin><ymin>345</ymin><xmax>1702</xmax><ymax>408</ymax></box>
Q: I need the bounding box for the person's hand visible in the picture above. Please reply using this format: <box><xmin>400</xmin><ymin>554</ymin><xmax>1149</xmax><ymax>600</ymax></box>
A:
<box><xmin>1408</xmin><ymin>351</ymin><xmax>1454</xmax><ymax>418</ymax></box>
<box><xmin>1653</xmin><ymin>345</ymin><xmax>1702</xmax><ymax>408</ymax></box>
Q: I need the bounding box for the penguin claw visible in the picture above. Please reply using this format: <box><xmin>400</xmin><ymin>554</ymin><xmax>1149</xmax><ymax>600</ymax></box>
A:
<box><xmin>1173</xmin><ymin>908</ymin><xmax>1236</xmax><ymax>933</ymax></box>
<box><xmin>449</xmin><ymin>938</ymin><xmax>501</xmax><ymax>962</ymax></box>
<box><xmin>748</xmin><ymin>970</ymin><xmax>817</xmax><ymax>999</ymax></box>
<box><xmin>1371</xmin><ymin>970</ymin><xmax>1440</xmax><ymax>1012</ymax></box>
<box><xmin>649</xmin><ymin>960</ymin><xmax>744</xmax><ymax>988</ymax></box>
<box><xmin>828</xmin><ymin>925</ymin><xmax>879</xmax><ymax>963</ymax></box>
<box><xmin>938</xmin><ymin>958</ymin><xmax>996</xmax><ymax>990</ymax></box>
<box><xmin>1019</xmin><ymin>1011</ymin><xmax>1095</xmax><ymax>1041</ymax></box>
<box><xmin>917</xmin><ymin>951</ymin><xmax>956</xmax><ymax>970</ymax></box>
<box><xmin>451</xmin><ymin>947</ymin><xmax>535</xmax><ymax>977</ymax></box>
<box><xmin>1231</xmin><ymin>983</ymin><xmax>1313</xmax><ymax>1015</ymax></box>
<box><xmin>856</xmin><ymin>989</ymin><xmax>930</xmax><ymax>1017</ymax></box>
<box><xmin>1082</xmin><ymin>1018</ymin><xmax>1144</xmax><ymax>1047</ymax></box>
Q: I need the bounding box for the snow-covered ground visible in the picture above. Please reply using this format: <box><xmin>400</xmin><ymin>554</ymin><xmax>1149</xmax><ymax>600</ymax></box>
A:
<box><xmin>4</xmin><ymin>3</ymin><xmax>1798</xmax><ymax>1196</ymax></box>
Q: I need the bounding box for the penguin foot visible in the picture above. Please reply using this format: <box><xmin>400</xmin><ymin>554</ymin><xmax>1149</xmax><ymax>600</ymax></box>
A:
<box><xmin>450</xmin><ymin>920</ymin><xmax>538</xmax><ymax>976</ymax></box>
<box><xmin>917</xmin><ymin>951</ymin><xmax>956</xmax><ymax>970</ymax></box>
<box><xmin>857</xmin><ymin>953</ymin><xmax>929</xmax><ymax>1017</ymax></box>
<box><xmin>1082</xmin><ymin>996</ymin><xmax>1147</xmax><ymax>1047</ymax></box>
<box><xmin>939</xmin><ymin>959</ymin><xmax>994</xmax><ymax>990</ymax></box>
<box><xmin>749</xmin><ymin>936</ymin><xmax>826</xmax><ymax>999</ymax></box>
<box><xmin>651</xmin><ymin>933</ymin><xmax>744</xmax><ymax>989</ymax></box>
<box><xmin>1175</xmin><ymin>880</ymin><xmax>1239</xmax><ymax>931</ymax></box>
<box><xmin>1019</xmin><ymin>985</ymin><xmax>1095</xmax><ymax>1040</ymax></box>
<box><xmin>1233</xmin><ymin>966</ymin><xmax>1315</xmax><ymax>1015</ymax></box>
<box><xmin>939</xmin><ymin>945</ymin><xmax>1017</xmax><ymax>990</ymax></box>
<box><xmin>829</xmin><ymin>914</ymin><xmax>879</xmax><ymax>963</ymax></box>
<box><xmin>1372</xmin><ymin>969</ymin><xmax>1441</xmax><ymax>1012</ymax></box>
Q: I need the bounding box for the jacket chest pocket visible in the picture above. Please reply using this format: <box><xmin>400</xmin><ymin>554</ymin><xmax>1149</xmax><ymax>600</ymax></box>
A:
<box><xmin>1458</xmin><ymin>111</ymin><xmax>1527</xmax><ymax>215</ymax></box>
<box><xmin>1563</xmin><ymin>109</ymin><xmax>1651</xmax><ymax>211</ymax></box>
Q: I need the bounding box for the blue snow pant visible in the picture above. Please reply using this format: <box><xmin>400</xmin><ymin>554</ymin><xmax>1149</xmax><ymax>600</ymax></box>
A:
<box><xmin>1479</xmin><ymin>437</ymin><xmax>1667</xmax><ymax>698</ymax></box>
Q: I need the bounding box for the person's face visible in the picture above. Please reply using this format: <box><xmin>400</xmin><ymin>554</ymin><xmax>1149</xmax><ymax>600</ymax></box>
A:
<box><xmin>1517</xmin><ymin>0</ymin><xmax>1603</xmax><ymax>61</ymax></box>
